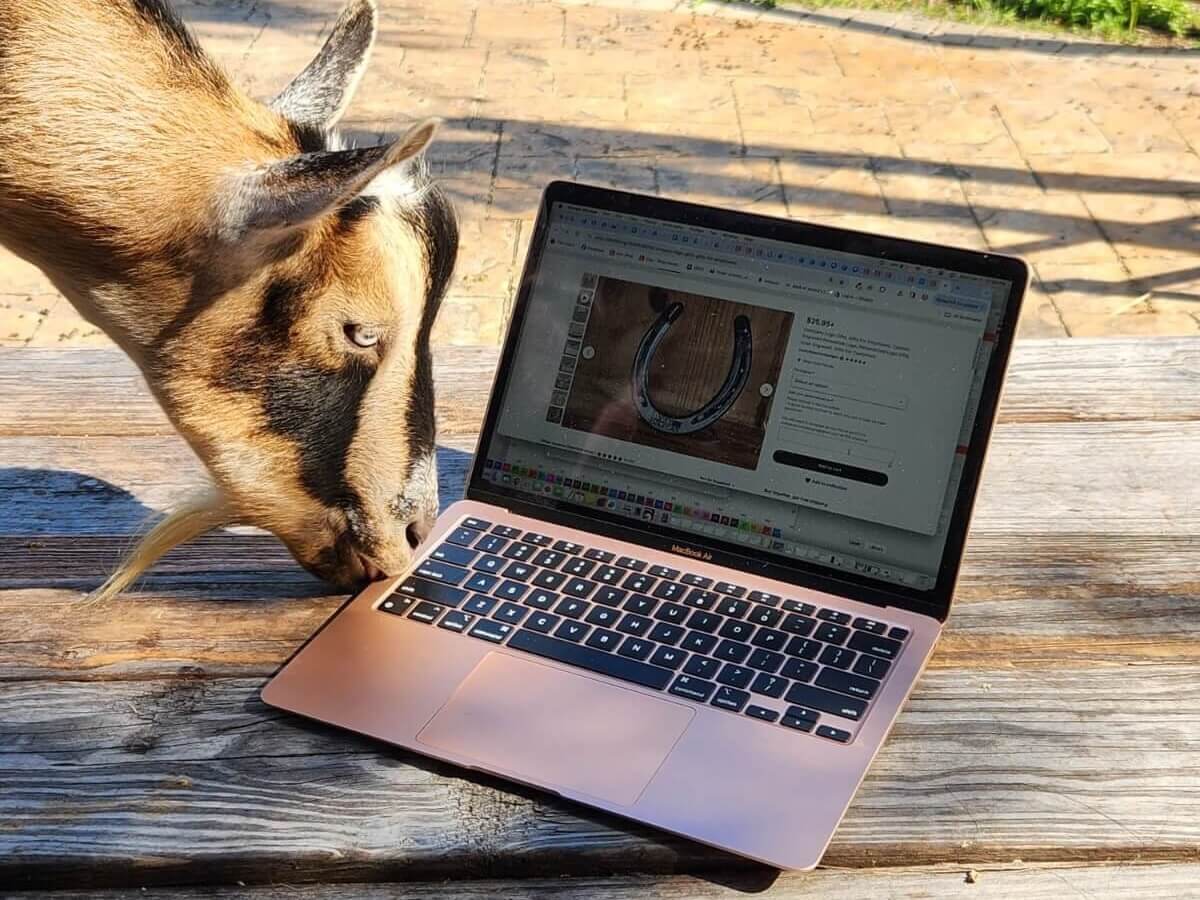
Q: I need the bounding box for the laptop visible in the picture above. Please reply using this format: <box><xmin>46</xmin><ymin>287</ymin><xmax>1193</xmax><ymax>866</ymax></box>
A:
<box><xmin>263</xmin><ymin>181</ymin><xmax>1027</xmax><ymax>870</ymax></box>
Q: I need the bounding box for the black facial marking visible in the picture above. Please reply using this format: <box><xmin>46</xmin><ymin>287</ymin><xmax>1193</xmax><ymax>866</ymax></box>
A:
<box><xmin>400</xmin><ymin>184</ymin><xmax>459</xmax><ymax>468</ymax></box>
<box><xmin>290</xmin><ymin>121</ymin><xmax>328</xmax><ymax>155</ymax></box>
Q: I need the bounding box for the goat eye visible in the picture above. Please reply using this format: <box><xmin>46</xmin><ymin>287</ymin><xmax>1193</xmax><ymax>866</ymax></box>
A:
<box><xmin>344</xmin><ymin>324</ymin><xmax>381</xmax><ymax>349</ymax></box>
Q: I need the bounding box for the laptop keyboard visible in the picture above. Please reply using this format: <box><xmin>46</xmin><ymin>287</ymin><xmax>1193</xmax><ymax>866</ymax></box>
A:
<box><xmin>378</xmin><ymin>517</ymin><xmax>911</xmax><ymax>744</ymax></box>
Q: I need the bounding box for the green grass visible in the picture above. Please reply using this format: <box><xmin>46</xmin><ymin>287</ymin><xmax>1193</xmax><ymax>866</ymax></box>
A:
<box><xmin>729</xmin><ymin>0</ymin><xmax>1200</xmax><ymax>40</ymax></box>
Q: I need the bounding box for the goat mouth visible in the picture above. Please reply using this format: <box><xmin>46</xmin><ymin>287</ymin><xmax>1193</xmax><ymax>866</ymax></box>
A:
<box><xmin>354</xmin><ymin>552</ymin><xmax>387</xmax><ymax>583</ymax></box>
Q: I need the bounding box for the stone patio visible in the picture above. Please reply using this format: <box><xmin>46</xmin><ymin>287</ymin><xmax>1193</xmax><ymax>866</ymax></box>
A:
<box><xmin>2</xmin><ymin>0</ymin><xmax>1197</xmax><ymax>348</ymax></box>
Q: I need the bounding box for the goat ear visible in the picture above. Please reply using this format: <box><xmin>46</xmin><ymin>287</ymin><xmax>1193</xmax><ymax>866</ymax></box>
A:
<box><xmin>222</xmin><ymin>119</ymin><xmax>437</xmax><ymax>238</ymax></box>
<box><xmin>270</xmin><ymin>0</ymin><xmax>377</xmax><ymax>131</ymax></box>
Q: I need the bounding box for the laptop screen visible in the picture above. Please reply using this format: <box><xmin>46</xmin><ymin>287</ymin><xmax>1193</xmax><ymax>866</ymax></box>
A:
<box><xmin>476</xmin><ymin>198</ymin><xmax>1016</xmax><ymax>594</ymax></box>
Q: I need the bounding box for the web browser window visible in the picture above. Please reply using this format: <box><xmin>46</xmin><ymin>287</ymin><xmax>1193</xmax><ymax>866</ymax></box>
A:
<box><xmin>480</xmin><ymin>201</ymin><xmax>1013</xmax><ymax>591</ymax></box>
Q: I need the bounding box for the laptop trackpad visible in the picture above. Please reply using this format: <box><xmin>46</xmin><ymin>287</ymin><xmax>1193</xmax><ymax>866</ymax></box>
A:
<box><xmin>417</xmin><ymin>652</ymin><xmax>694</xmax><ymax>807</ymax></box>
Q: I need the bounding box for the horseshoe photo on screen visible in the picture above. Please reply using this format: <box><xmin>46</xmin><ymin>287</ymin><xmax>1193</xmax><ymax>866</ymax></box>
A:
<box><xmin>561</xmin><ymin>276</ymin><xmax>794</xmax><ymax>470</ymax></box>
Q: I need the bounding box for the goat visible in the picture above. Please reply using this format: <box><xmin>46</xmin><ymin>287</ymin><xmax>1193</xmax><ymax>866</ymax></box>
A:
<box><xmin>0</xmin><ymin>0</ymin><xmax>459</xmax><ymax>596</ymax></box>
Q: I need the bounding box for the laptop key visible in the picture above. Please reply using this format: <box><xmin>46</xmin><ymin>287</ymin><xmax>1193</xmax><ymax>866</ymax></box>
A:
<box><xmin>669</xmin><ymin>675</ymin><xmax>716</xmax><ymax>702</ymax></box>
<box><xmin>781</xmin><ymin>614</ymin><xmax>816</xmax><ymax>636</ymax></box>
<box><xmin>563</xmin><ymin>578</ymin><xmax>596</xmax><ymax>599</ymax></box>
<box><xmin>748</xmin><ymin>590</ymin><xmax>781</xmax><ymax>606</ymax></box>
<box><xmin>820</xmin><ymin>646</ymin><xmax>855</xmax><ymax>670</ymax></box>
<box><xmin>715</xmin><ymin>640</ymin><xmax>751</xmax><ymax>664</ymax></box>
<box><xmin>553</xmin><ymin>540</ymin><xmax>583</xmax><ymax>554</ymax></box>
<box><xmin>490</xmin><ymin>524</ymin><xmax>522</xmax><ymax>538</ymax></box>
<box><xmin>618</xmin><ymin>637</ymin><xmax>654</xmax><ymax>661</ymax></box>
<box><xmin>716</xmin><ymin>664</ymin><xmax>753</xmax><ymax>689</ymax></box>
<box><xmin>555</xmin><ymin>620</ymin><xmax>591</xmax><ymax>643</ymax></box>
<box><xmin>503</xmin><ymin>542</ymin><xmax>535</xmax><ymax>561</ymax></box>
<box><xmin>623</xmin><ymin>573</ymin><xmax>656</xmax><ymax>593</ymax></box>
<box><xmin>585</xmin><ymin>606</ymin><xmax>620</xmax><ymax>627</ymax></box>
<box><xmin>714</xmin><ymin>581</ymin><xmax>746</xmax><ymax>598</ymax></box>
<box><xmin>616</xmin><ymin>614</ymin><xmax>651</xmax><ymax>636</ymax></box>
<box><xmin>817</xmin><ymin>668</ymin><xmax>882</xmax><ymax>701</ymax></box>
<box><xmin>781</xmin><ymin>658</ymin><xmax>819</xmax><ymax>682</ymax></box>
<box><xmin>562</xmin><ymin>557</ymin><xmax>595</xmax><ymax>577</ymax></box>
<box><xmin>524</xmin><ymin>589</ymin><xmax>559</xmax><ymax>610</ymax></box>
<box><xmin>817</xmin><ymin>608</ymin><xmax>852</xmax><ymax>625</ymax></box>
<box><xmin>815</xmin><ymin>622</ymin><xmax>851</xmax><ymax>645</ymax></box>
<box><xmin>681</xmin><ymin>573</ymin><xmax>713</xmax><ymax>588</ymax></box>
<box><xmin>585</xmin><ymin>628</ymin><xmax>620</xmax><ymax>652</ymax></box>
<box><xmin>649</xmin><ymin>646</ymin><xmax>687</xmax><ymax>669</ymax></box>
<box><xmin>687</xmin><ymin>610</ymin><xmax>722</xmax><ymax>633</ymax></box>
<box><xmin>594</xmin><ymin>565</ymin><xmax>623</xmax><ymax>585</ymax></box>
<box><xmin>495</xmin><ymin>581</ymin><xmax>528</xmax><ymax>602</ymax></box>
<box><xmin>888</xmin><ymin>626</ymin><xmax>910</xmax><ymax>641</ymax></box>
<box><xmin>712</xmin><ymin>686</ymin><xmax>750</xmax><ymax>712</ymax></box>
<box><xmin>414</xmin><ymin>560</ymin><xmax>469</xmax><ymax>585</ymax></box>
<box><xmin>447</xmin><ymin>527</ymin><xmax>480</xmax><ymax>546</ymax></box>
<box><xmin>473</xmin><ymin>554</ymin><xmax>505</xmax><ymax>574</ymax></box>
<box><xmin>522</xmin><ymin>531</ymin><xmax>551</xmax><ymax>546</ymax></box>
<box><xmin>462</xmin><ymin>517</ymin><xmax>493</xmax><ymax>531</ymax></box>
<box><xmin>747</xmin><ymin>649</ymin><xmax>784</xmax><ymax>673</ymax></box>
<box><xmin>717</xmin><ymin>597</ymin><xmax>751</xmax><ymax>619</ymax></box>
<box><xmin>397</xmin><ymin>577</ymin><xmax>467</xmax><ymax>608</ymax></box>
<box><xmin>652</xmin><ymin>581</ymin><xmax>687</xmax><ymax>602</ymax></box>
<box><xmin>854</xmin><ymin>654</ymin><xmax>892</xmax><ymax>679</ymax></box>
<box><xmin>592</xmin><ymin>586</ymin><xmax>627</xmax><ymax>607</ymax></box>
<box><xmin>615</xmin><ymin>555</ymin><xmax>647</xmax><ymax>572</ymax></box>
<box><xmin>849</xmin><ymin>631</ymin><xmax>903</xmax><ymax>660</ymax></box>
<box><xmin>408</xmin><ymin>601</ymin><xmax>443</xmax><ymax>624</ymax></box>
<box><xmin>623</xmin><ymin>593</ymin><xmax>657</xmax><ymax>615</ymax></box>
<box><xmin>526</xmin><ymin>612</ymin><xmax>560</xmax><ymax>634</ymax></box>
<box><xmin>464</xmin><ymin>594</ymin><xmax>498</xmax><ymax>616</ymax></box>
<box><xmin>438</xmin><ymin>611</ymin><xmax>475</xmax><ymax>633</ymax></box>
<box><xmin>475</xmin><ymin>534</ymin><xmax>508</xmax><ymax>554</ymax></box>
<box><xmin>745</xmin><ymin>704</ymin><xmax>779</xmax><ymax>722</ymax></box>
<box><xmin>378</xmin><ymin>596</ymin><xmax>414</xmax><ymax>616</ymax></box>
<box><xmin>781</xmin><ymin>714</ymin><xmax>816</xmax><ymax>733</ymax></box>
<box><xmin>784</xmin><ymin>684</ymin><xmax>868</xmax><ymax>721</ymax></box>
<box><xmin>502</xmin><ymin>562</ymin><xmax>535</xmax><ymax>581</ymax></box>
<box><xmin>464</xmin><ymin>573</ymin><xmax>498</xmax><ymax>593</ymax></box>
<box><xmin>785</xmin><ymin>705</ymin><xmax>819</xmax><ymax>724</ymax></box>
<box><xmin>681</xmin><ymin>632</ymin><xmax>718</xmax><ymax>654</ymax></box>
<box><xmin>685</xmin><ymin>589</ymin><xmax>718</xmax><ymax>610</ymax></box>
<box><xmin>749</xmin><ymin>606</ymin><xmax>782</xmax><ymax>628</ymax></box>
<box><xmin>648</xmin><ymin>622</ymin><xmax>685</xmax><ymax>645</ymax></box>
<box><xmin>468</xmin><ymin>620</ymin><xmax>513</xmax><ymax>643</ymax></box>
<box><xmin>648</xmin><ymin>565</ymin><xmax>680</xmax><ymax>579</ymax></box>
<box><xmin>555</xmin><ymin>597</ymin><xmax>590</xmax><ymax>619</ymax></box>
<box><xmin>816</xmin><ymin>725</ymin><xmax>852</xmax><ymax>743</ymax></box>
<box><xmin>655</xmin><ymin>602</ymin><xmax>688</xmax><ymax>624</ymax></box>
<box><xmin>750</xmin><ymin>672</ymin><xmax>788</xmax><ymax>698</ymax></box>
<box><xmin>852</xmin><ymin>617</ymin><xmax>888</xmax><ymax>635</ymax></box>
<box><xmin>785</xmin><ymin>637</ymin><xmax>822</xmax><ymax>660</ymax></box>
<box><xmin>783</xmin><ymin>599</ymin><xmax>816</xmax><ymax>616</ymax></box>
<box><xmin>429</xmin><ymin>543</ymin><xmax>476</xmax><ymax>567</ymax></box>
<box><xmin>532</xmin><ymin>550</ymin><xmax>566</xmax><ymax>569</ymax></box>
<box><xmin>719</xmin><ymin>620</ymin><xmax>754</xmax><ymax>641</ymax></box>
<box><xmin>750</xmin><ymin>627</ymin><xmax>787</xmax><ymax>651</ymax></box>
<box><xmin>532</xmin><ymin>570</ymin><xmax>566</xmax><ymax>590</ymax></box>
<box><xmin>583</xmin><ymin>548</ymin><xmax>615</xmax><ymax>563</ymax></box>
<box><xmin>508</xmin><ymin>630</ymin><xmax>672</xmax><ymax>690</ymax></box>
<box><xmin>683</xmin><ymin>656</ymin><xmax>720</xmax><ymax>678</ymax></box>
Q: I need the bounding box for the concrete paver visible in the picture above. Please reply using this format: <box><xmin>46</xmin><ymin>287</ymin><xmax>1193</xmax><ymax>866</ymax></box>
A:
<box><xmin>1</xmin><ymin>0</ymin><xmax>1197</xmax><ymax>348</ymax></box>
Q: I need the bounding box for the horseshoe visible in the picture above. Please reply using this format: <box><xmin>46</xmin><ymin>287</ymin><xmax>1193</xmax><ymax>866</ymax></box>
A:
<box><xmin>632</xmin><ymin>301</ymin><xmax>753</xmax><ymax>435</ymax></box>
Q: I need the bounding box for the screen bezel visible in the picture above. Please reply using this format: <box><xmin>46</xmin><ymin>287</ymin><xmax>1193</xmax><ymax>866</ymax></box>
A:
<box><xmin>465</xmin><ymin>181</ymin><xmax>1027</xmax><ymax>622</ymax></box>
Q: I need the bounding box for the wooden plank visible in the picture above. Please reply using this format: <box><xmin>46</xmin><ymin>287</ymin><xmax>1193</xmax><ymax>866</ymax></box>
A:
<box><xmin>4</xmin><ymin>862</ymin><xmax>1200</xmax><ymax>899</ymax></box>
<box><xmin>1</xmin><ymin>532</ymin><xmax>1197</xmax><ymax>681</ymax></box>
<box><xmin>1</xmin><ymin>340</ymin><xmax>1198</xmax><ymax>439</ymax></box>
<box><xmin>1</xmin><ymin>667</ymin><xmax>1198</xmax><ymax>889</ymax></box>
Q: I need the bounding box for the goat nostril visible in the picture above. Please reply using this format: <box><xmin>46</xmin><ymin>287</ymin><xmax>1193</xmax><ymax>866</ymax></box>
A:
<box><xmin>405</xmin><ymin>522</ymin><xmax>424</xmax><ymax>550</ymax></box>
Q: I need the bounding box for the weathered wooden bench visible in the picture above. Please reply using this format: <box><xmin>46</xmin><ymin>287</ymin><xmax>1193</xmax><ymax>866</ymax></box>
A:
<box><xmin>2</xmin><ymin>339</ymin><xmax>1198</xmax><ymax>897</ymax></box>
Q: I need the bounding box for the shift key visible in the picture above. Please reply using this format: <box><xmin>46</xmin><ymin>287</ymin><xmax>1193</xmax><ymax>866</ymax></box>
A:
<box><xmin>396</xmin><ymin>576</ymin><xmax>468</xmax><ymax>607</ymax></box>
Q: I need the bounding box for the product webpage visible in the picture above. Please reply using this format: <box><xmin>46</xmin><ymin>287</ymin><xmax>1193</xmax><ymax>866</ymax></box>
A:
<box><xmin>480</xmin><ymin>202</ymin><xmax>1012</xmax><ymax>591</ymax></box>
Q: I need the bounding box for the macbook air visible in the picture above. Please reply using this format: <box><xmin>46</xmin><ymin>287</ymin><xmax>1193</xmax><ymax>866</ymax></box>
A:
<box><xmin>263</xmin><ymin>181</ymin><xmax>1027</xmax><ymax>870</ymax></box>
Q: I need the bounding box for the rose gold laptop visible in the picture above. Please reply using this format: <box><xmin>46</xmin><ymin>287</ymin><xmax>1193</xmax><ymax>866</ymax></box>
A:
<box><xmin>263</xmin><ymin>182</ymin><xmax>1027</xmax><ymax>870</ymax></box>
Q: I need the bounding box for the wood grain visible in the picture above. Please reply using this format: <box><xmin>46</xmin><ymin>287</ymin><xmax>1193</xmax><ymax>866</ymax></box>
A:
<box><xmin>5</xmin><ymin>862</ymin><xmax>1200</xmax><ymax>899</ymax></box>
<box><xmin>1</xmin><ymin>666</ymin><xmax>1199</xmax><ymax>889</ymax></box>
<box><xmin>1</xmin><ymin>339</ymin><xmax>1198</xmax><ymax>892</ymax></box>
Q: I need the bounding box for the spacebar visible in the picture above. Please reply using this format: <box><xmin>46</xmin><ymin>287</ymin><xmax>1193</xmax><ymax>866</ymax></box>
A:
<box><xmin>507</xmin><ymin>630</ymin><xmax>673</xmax><ymax>691</ymax></box>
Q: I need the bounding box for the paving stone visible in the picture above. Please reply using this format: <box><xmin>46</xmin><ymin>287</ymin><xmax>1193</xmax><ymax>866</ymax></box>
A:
<box><xmin>974</xmin><ymin>192</ymin><xmax>1123</xmax><ymax>266</ymax></box>
<box><xmin>655</xmin><ymin>156</ymin><xmax>787</xmax><ymax>217</ymax></box>
<box><xmin>996</xmin><ymin>101</ymin><xmax>1112</xmax><ymax>155</ymax></box>
<box><xmin>1035</xmin><ymin>261</ymin><xmax>1199</xmax><ymax>337</ymax></box>
<box><xmin>778</xmin><ymin>156</ymin><xmax>888</xmax><ymax>218</ymax></box>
